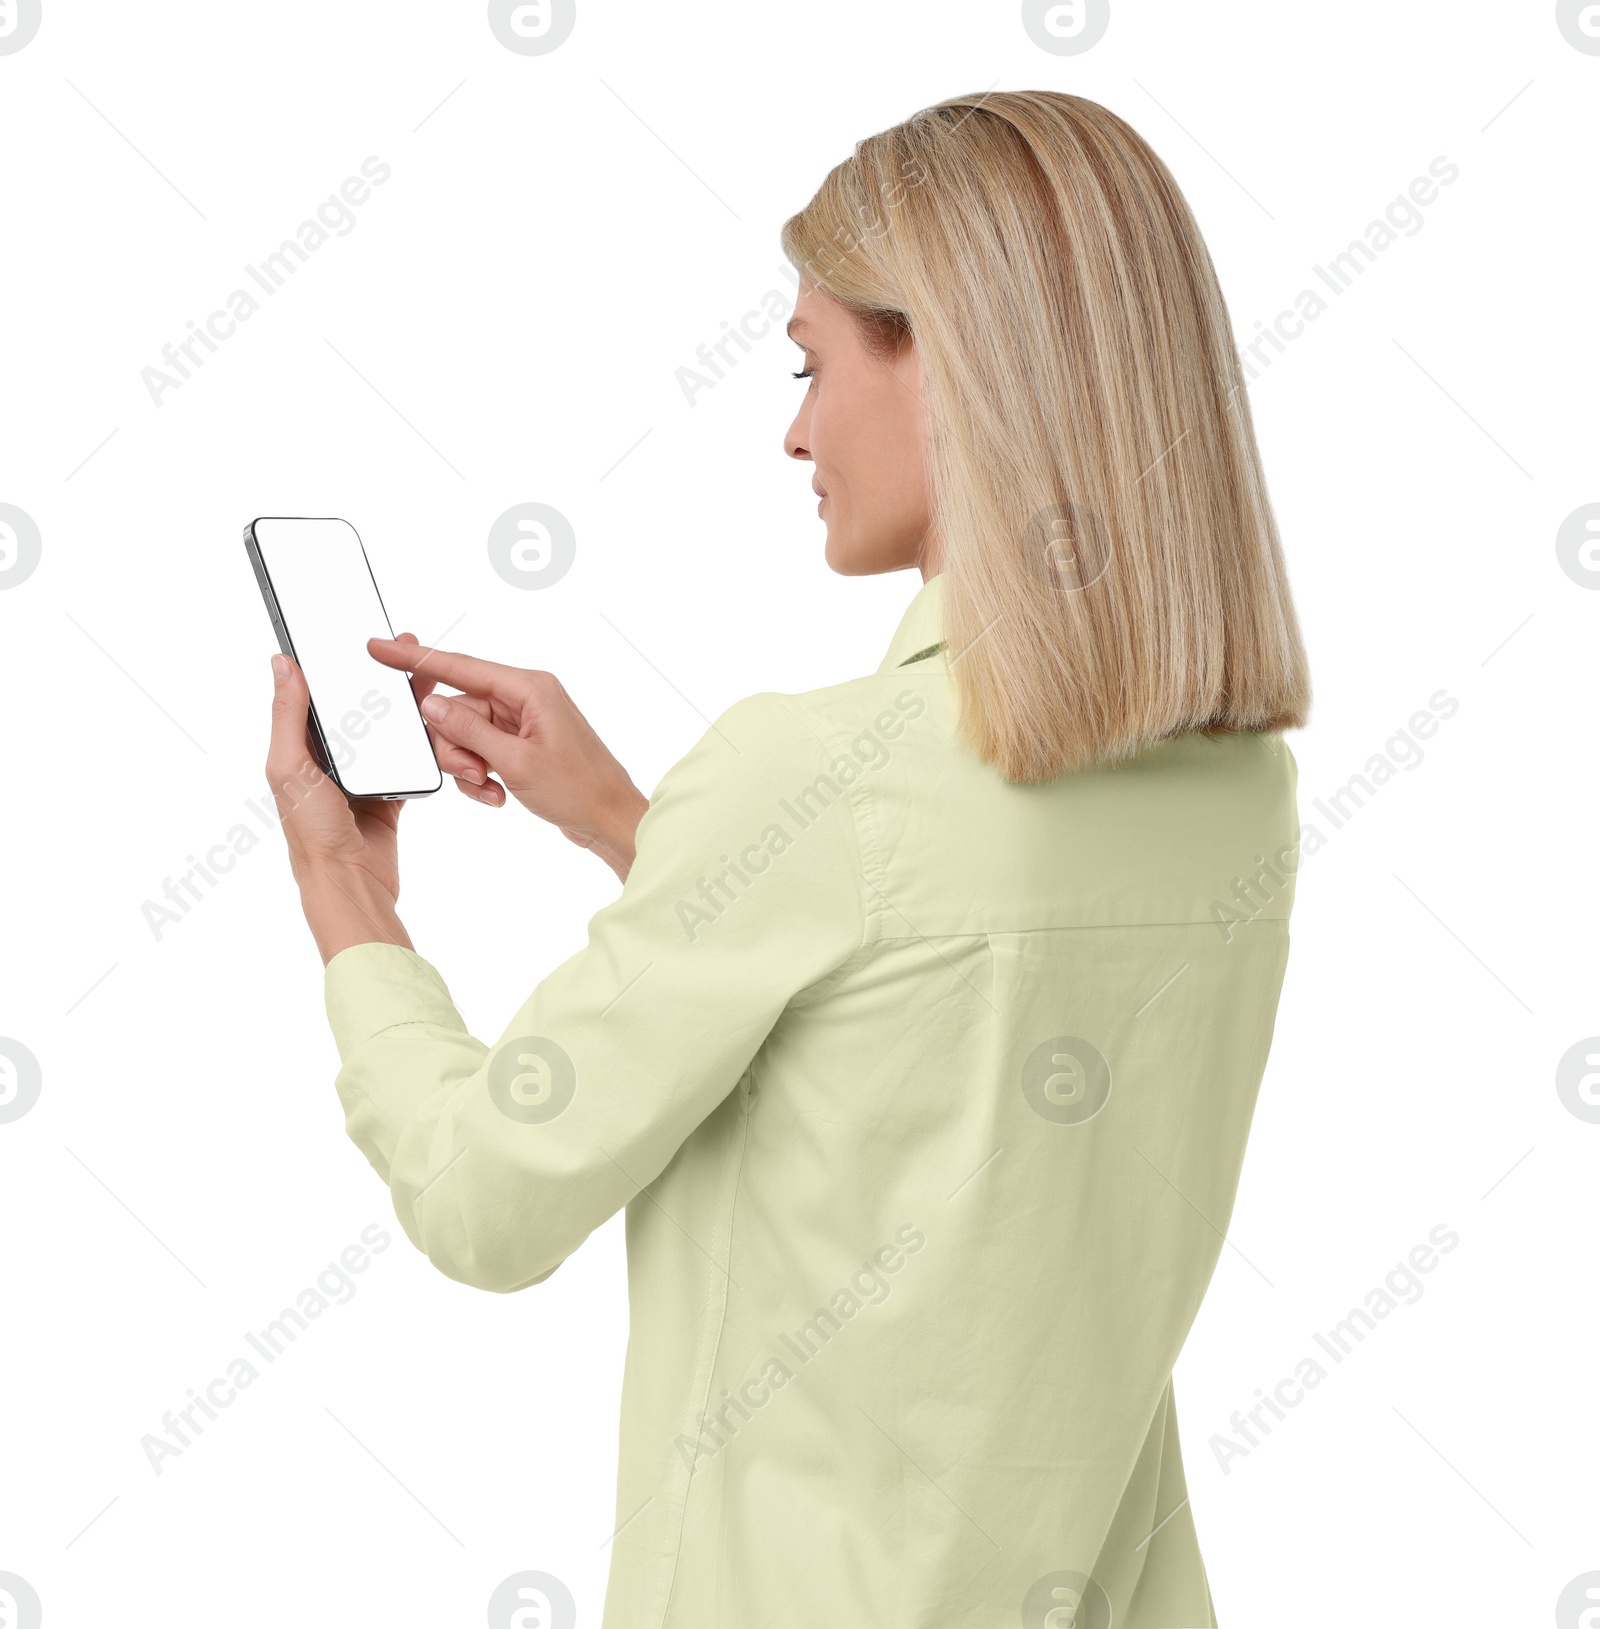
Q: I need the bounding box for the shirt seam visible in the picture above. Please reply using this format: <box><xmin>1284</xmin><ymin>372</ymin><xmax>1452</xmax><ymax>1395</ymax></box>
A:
<box><xmin>867</xmin><ymin>915</ymin><xmax>1292</xmax><ymax>940</ymax></box>
<box><xmin>343</xmin><ymin>1016</ymin><xmax>460</xmax><ymax>1036</ymax></box>
<box><xmin>333</xmin><ymin>1016</ymin><xmax>474</xmax><ymax>1054</ymax></box>
<box><xmin>655</xmin><ymin>1070</ymin><xmax>755</xmax><ymax>1628</ymax></box>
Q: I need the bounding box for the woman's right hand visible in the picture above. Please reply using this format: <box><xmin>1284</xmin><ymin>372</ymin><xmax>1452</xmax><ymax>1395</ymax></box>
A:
<box><xmin>369</xmin><ymin>634</ymin><xmax>650</xmax><ymax>882</ymax></box>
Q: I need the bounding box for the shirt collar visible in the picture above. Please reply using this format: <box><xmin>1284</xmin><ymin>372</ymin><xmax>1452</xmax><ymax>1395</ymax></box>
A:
<box><xmin>876</xmin><ymin>573</ymin><xmax>946</xmax><ymax>675</ymax></box>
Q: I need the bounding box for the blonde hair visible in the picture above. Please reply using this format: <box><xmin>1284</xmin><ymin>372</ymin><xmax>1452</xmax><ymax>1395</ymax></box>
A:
<box><xmin>781</xmin><ymin>91</ymin><xmax>1310</xmax><ymax>783</ymax></box>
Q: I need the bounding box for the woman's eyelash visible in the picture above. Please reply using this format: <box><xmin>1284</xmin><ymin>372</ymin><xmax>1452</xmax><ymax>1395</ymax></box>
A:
<box><xmin>792</xmin><ymin>368</ymin><xmax>814</xmax><ymax>380</ymax></box>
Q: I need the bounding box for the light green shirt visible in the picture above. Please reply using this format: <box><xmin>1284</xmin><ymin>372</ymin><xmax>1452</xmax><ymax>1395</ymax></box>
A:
<box><xmin>324</xmin><ymin>573</ymin><xmax>1299</xmax><ymax>1628</ymax></box>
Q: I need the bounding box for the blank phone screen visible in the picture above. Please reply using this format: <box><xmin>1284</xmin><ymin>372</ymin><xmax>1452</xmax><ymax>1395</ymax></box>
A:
<box><xmin>251</xmin><ymin>517</ymin><xmax>442</xmax><ymax>798</ymax></box>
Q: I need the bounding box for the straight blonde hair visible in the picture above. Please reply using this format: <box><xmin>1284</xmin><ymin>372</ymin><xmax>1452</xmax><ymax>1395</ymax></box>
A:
<box><xmin>781</xmin><ymin>91</ymin><xmax>1310</xmax><ymax>783</ymax></box>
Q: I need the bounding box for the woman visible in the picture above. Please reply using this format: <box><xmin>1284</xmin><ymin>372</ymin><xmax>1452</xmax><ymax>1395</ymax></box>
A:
<box><xmin>267</xmin><ymin>91</ymin><xmax>1309</xmax><ymax>1629</ymax></box>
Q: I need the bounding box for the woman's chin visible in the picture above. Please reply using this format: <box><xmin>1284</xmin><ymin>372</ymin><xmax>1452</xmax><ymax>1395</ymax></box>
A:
<box><xmin>825</xmin><ymin>529</ymin><xmax>878</xmax><ymax>577</ymax></box>
<box><xmin>825</xmin><ymin>534</ymin><xmax>915</xmax><ymax>578</ymax></box>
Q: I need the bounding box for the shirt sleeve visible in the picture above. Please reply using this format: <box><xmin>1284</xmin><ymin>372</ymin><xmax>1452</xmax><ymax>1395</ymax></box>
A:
<box><xmin>321</xmin><ymin>692</ymin><xmax>866</xmax><ymax>1293</ymax></box>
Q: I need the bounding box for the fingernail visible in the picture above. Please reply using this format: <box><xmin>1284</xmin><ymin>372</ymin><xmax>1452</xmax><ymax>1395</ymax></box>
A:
<box><xmin>420</xmin><ymin>695</ymin><xmax>445</xmax><ymax>722</ymax></box>
<box><xmin>271</xmin><ymin>655</ymin><xmax>288</xmax><ymax>686</ymax></box>
<box><xmin>461</xmin><ymin>766</ymin><xmax>483</xmax><ymax>785</ymax></box>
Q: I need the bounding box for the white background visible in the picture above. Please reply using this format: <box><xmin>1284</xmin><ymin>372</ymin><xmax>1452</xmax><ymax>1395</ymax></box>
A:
<box><xmin>1</xmin><ymin>2</ymin><xmax>1595</xmax><ymax>1625</ymax></box>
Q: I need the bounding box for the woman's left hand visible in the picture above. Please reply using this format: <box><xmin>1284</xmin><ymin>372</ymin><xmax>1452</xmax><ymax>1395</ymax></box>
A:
<box><xmin>266</xmin><ymin>652</ymin><xmax>412</xmax><ymax>963</ymax></box>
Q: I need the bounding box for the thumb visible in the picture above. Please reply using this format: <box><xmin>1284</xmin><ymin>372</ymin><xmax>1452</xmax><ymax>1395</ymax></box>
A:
<box><xmin>419</xmin><ymin>691</ymin><xmax>522</xmax><ymax>777</ymax></box>
<box><xmin>267</xmin><ymin>654</ymin><xmax>313</xmax><ymax>776</ymax></box>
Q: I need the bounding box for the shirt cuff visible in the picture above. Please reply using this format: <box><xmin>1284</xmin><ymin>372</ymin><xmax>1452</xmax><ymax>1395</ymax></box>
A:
<box><xmin>323</xmin><ymin>941</ymin><xmax>469</xmax><ymax>1062</ymax></box>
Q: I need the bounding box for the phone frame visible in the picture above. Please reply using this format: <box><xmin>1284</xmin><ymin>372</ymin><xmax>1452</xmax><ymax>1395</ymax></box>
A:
<box><xmin>243</xmin><ymin>516</ymin><xmax>443</xmax><ymax>801</ymax></box>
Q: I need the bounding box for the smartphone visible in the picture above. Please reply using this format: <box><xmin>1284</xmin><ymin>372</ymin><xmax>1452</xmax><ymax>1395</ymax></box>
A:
<box><xmin>244</xmin><ymin>517</ymin><xmax>443</xmax><ymax>800</ymax></box>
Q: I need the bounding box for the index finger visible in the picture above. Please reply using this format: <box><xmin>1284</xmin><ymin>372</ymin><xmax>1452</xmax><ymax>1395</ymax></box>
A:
<box><xmin>366</xmin><ymin>637</ymin><xmax>528</xmax><ymax>706</ymax></box>
<box><xmin>390</xmin><ymin>633</ymin><xmax>438</xmax><ymax>705</ymax></box>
